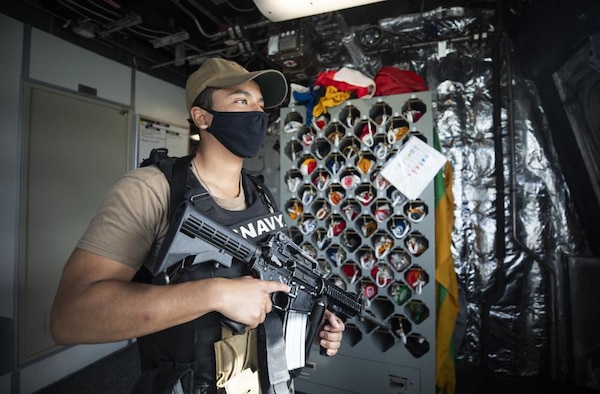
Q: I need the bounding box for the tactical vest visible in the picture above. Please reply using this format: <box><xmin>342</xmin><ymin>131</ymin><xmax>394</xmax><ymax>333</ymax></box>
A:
<box><xmin>132</xmin><ymin>149</ymin><xmax>288</xmax><ymax>394</ymax></box>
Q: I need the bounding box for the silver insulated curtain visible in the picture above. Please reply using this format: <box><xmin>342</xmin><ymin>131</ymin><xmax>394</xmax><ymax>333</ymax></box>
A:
<box><xmin>371</xmin><ymin>7</ymin><xmax>585</xmax><ymax>376</ymax></box>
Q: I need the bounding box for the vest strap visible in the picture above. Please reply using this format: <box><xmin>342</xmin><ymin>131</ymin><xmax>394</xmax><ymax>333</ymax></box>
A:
<box><xmin>261</xmin><ymin>314</ymin><xmax>290</xmax><ymax>394</ymax></box>
<box><xmin>169</xmin><ymin>155</ymin><xmax>194</xmax><ymax>220</ymax></box>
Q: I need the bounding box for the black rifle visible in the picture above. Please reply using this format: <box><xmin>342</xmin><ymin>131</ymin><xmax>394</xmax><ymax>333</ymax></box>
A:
<box><xmin>153</xmin><ymin>197</ymin><xmax>390</xmax><ymax>337</ymax></box>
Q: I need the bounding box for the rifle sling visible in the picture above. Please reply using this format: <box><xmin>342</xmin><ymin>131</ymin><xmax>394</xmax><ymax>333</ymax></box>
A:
<box><xmin>261</xmin><ymin>313</ymin><xmax>291</xmax><ymax>394</ymax></box>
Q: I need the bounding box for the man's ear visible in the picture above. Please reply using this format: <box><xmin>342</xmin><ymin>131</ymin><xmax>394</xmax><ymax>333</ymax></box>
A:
<box><xmin>190</xmin><ymin>107</ymin><xmax>210</xmax><ymax>130</ymax></box>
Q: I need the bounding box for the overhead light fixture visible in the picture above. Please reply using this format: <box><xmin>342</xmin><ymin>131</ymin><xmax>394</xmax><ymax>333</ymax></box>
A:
<box><xmin>100</xmin><ymin>14</ymin><xmax>142</xmax><ymax>37</ymax></box>
<box><xmin>72</xmin><ymin>20</ymin><xmax>96</xmax><ymax>39</ymax></box>
<box><xmin>253</xmin><ymin>0</ymin><xmax>386</xmax><ymax>22</ymax></box>
<box><xmin>151</xmin><ymin>31</ymin><xmax>190</xmax><ymax>48</ymax></box>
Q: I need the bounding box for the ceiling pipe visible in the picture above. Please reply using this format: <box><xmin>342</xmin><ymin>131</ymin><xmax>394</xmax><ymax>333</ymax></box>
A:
<box><xmin>171</xmin><ymin>0</ymin><xmax>270</xmax><ymax>43</ymax></box>
<box><xmin>170</xmin><ymin>0</ymin><xmax>227</xmax><ymax>40</ymax></box>
<box><xmin>184</xmin><ymin>0</ymin><xmax>222</xmax><ymax>28</ymax></box>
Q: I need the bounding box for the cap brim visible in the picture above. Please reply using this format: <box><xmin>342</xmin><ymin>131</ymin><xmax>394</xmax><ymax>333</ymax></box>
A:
<box><xmin>209</xmin><ymin>69</ymin><xmax>288</xmax><ymax>109</ymax></box>
<box><xmin>253</xmin><ymin>71</ymin><xmax>288</xmax><ymax>109</ymax></box>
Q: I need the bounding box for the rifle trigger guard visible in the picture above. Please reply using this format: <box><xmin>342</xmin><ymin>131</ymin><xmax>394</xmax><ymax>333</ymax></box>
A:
<box><xmin>288</xmin><ymin>284</ymin><xmax>299</xmax><ymax>299</ymax></box>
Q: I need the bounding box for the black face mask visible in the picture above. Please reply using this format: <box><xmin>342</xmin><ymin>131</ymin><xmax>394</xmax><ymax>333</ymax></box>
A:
<box><xmin>205</xmin><ymin>109</ymin><xmax>268</xmax><ymax>158</ymax></box>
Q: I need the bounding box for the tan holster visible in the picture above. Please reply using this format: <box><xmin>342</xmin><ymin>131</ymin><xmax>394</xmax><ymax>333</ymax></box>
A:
<box><xmin>214</xmin><ymin>326</ymin><xmax>261</xmax><ymax>394</ymax></box>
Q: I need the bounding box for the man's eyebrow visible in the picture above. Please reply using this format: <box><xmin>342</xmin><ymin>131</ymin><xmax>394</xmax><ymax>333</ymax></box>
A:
<box><xmin>228</xmin><ymin>88</ymin><xmax>265</xmax><ymax>103</ymax></box>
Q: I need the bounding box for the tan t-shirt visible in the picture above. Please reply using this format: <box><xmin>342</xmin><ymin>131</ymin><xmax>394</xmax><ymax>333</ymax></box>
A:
<box><xmin>77</xmin><ymin>165</ymin><xmax>247</xmax><ymax>271</ymax></box>
<box><xmin>77</xmin><ymin>166</ymin><xmax>171</xmax><ymax>270</ymax></box>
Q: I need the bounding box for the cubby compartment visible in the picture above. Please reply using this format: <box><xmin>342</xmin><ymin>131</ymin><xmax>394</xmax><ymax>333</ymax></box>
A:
<box><xmin>312</xmin><ymin>112</ymin><xmax>330</xmax><ymax>131</ymax></box>
<box><xmin>284</xmin><ymin>169</ymin><xmax>303</xmax><ymax>193</ymax></box>
<box><xmin>313</xmin><ymin>228</ymin><xmax>330</xmax><ymax>251</ymax></box>
<box><xmin>405</xmin><ymin>199</ymin><xmax>429</xmax><ymax>222</ymax></box>
<box><xmin>401</xmin><ymin>96</ymin><xmax>427</xmax><ymax>123</ymax></box>
<box><xmin>371</xmin><ymin>168</ymin><xmax>390</xmax><ymax>191</ymax></box>
<box><xmin>404</xmin><ymin>300</ymin><xmax>430</xmax><ymax>324</ymax></box>
<box><xmin>369</xmin><ymin>100</ymin><xmax>393</xmax><ymax>126</ymax></box>
<box><xmin>372</xmin><ymin>232</ymin><xmax>394</xmax><ymax>259</ymax></box>
<box><xmin>389</xmin><ymin>282</ymin><xmax>412</xmax><ymax>306</ymax></box>
<box><xmin>325</xmin><ymin>214</ymin><xmax>345</xmax><ymax>238</ymax></box>
<box><xmin>285</xmin><ymin>198</ymin><xmax>303</xmax><ymax>221</ymax></box>
<box><xmin>354</xmin><ymin>116</ymin><xmax>377</xmax><ymax>148</ymax></box>
<box><xmin>355</xmin><ymin>184</ymin><xmax>376</xmax><ymax>206</ymax></box>
<box><xmin>311</xmin><ymin>137</ymin><xmax>331</xmax><ymax>160</ymax></box>
<box><xmin>404</xmin><ymin>333</ymin><xmax>430</xmax><ymax>358</ymax></box>
<box><xmin>387</xmin><ymin>115</ymin><xmax>410</xmax><ymax>144</ymax></box>
<box><xmin>388</xmin><ymin>249</ymin><xmax>412</xmax><ymax>272</ymax></box>
<box><xmin>357</xmin><ymin>247</ymin><xmax>377</xmax><ymax>270</ymax></box>
<box><xmin>371</xmin><ymin>264</ymin><xmax>394</xmax><ymax>288</ymax></box>
<box><xmin>341</xmin><ymin>261</ymin><xmax>362</xmax><ymax>285</ymax></box>
<box><xmin>284</xmin><ymin>139</ymin><xmax>304</xmax><ymax>161</ymax></box>
<box><xmin>340</xmin><ymin>200</ymin><xmax>361</xmax><ymax>222</ymax></box>
<box><xmin>404</xmin><ymin>265</ymin><xmax>430</xmax><ymax>294</ymax></box>
<box><xmin>311</xmin><ymin>168</ymin><xmax>331</xmax><ymax>191</ymax></box>
<box><xmin>311</xmin><ymin>198</ymin><xmax>331</xmax><ymax>221</ymax></box>
<box><xmin>388</xmin><ymin>216</ymin><xmax>411</xmax><ymax>239</ymax></box>
<box><xmin>329</xmin><ymin>274</ymin><xmax>346</xmax><ymax>291</ymax></box>
<box><xmin>324</xmin><ymin>121</ymin><xmax>346</xmax><ymax>147</ymax></box>
<box><xmin>326</xmin><ymin>185</ymin><xmax>345</xmax><ymax>206</ymax></box>
<box><xmin>299</xmin><ymin>125</ymin><xmax>317</xmax><ymax>147</ymax></box>
<box><xmin>325</xmin><ymin>152</ymin><xmax>345</xmax><ymax>176</ymax></box>
<box><xmin>359</xmin><ymin>279</ymin><xmax>378</xmax><ymax>304</ymax></box>
<box><xmin>367</xmin><ymin>296</ymin><xmax>395</xmax><ymax>325</ymax></box>
<box><xmin>283</xmin><ymin>109</ymin><xmax>304</xmax><ymax>130</ymax></box>
<box><xmin>340</xmin><ymin>230</ymin><xmax>361</xmax><ymax>252</ymax></box>
<box><xmin>317</xmin><ymin>258</ymin><xmax>332</xmax><ymax>277</ymax></box>
<box><xmin>298</xmin><ymin>213</ymin><xmax>317</xmax><ymax>236</ymax></box>
<box><xmin>387</xmin><ymin>187</ymin><xmax>408</xmax><ymax>208</ymax></box>
<box><xmin>325</xmin><ymin>245</ymin><xmax>346</xmax><ymax>267</ymax></box>
<box><xmin>404</xmin><ymin>232</ymin><xmax>429</xmax><ymax>257</ymax></box>
<box><xmin>358</xmin><ymin>215</ymin><xmax>377</xmax><ymax>238</ymax></box>
<box><xmin>340</xmin><ymin>135</ymin><xmax>361</xmax><ymax>161</ymax></box>
<box><xmin>356</xmin><ymin>152</ymin><xmax>376</xmax><ymax>176</ymax></box>
<box><xmin>390</xmin><ymin>314</ymin><xmax>413</xmax><ymax>343</ymax></box>
<box><xmin>342</xmin><ymin>324</ymin><xmax>363</xmax><ymax>347</ymax></box>
<box><xmin>339</xmin><ymin>103</ymin><xmax>361</xmax><ymax>128</ymax></box>
<box><xmin>298</xmin><ymin>155</ymin><xmax>317</xmax><ymax>177</ymax></box>
<box><xmin>372</xmin><ymin>135</ymin><xmax>392</xmax><ymax>161</ymax></box>
<box><xmin>371</xmin><ymin>200</ymin><xmax>392</xmax><ymax>223</ymax></box>
<box><xmin>301</xmin><ymin>242</ymin><xmax>318</xmax><ymax>260</ymax></box>
<box><xmin>339</xmin><ymin>168</ymin><xmax>361</xmax><ymax>190</ymax></box>
<box><xmin>298</xmin><ymin>184</ymin><xmax>317</xmax><ymax>206</ymax></box>
<box><xmin>370</xmin><ymin>330</ymin><xmax>396</xmax><ymax>353</ymax></box>
<box><xmin>288</xmin><ymin>227</ymin><xmax>303</xmax><ymax>245</ymax></box>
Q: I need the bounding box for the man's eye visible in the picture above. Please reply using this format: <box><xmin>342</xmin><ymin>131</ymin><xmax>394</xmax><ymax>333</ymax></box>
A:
<box><xmin>234</xmin><ymin>98</ymin><xmax>248</xmax><ymax>104</ymax></box>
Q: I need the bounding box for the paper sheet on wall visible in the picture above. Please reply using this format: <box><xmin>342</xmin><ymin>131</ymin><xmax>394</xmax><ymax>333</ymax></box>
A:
<box><xmin>380</xmin><ymin>136</ymin><xmax>447</xmax><ymax>200</ymax></box>
<box><xmin>137</xmin><ymin>116</ymin><xmax>189</xmax><ymax>163</ymax></box>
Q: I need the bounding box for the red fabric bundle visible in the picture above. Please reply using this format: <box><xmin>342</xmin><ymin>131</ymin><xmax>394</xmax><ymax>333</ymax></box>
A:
<box><xmin>374</xmin><ymin>66</ymin><xmax>428</xmax><ymax>96</ymax></box>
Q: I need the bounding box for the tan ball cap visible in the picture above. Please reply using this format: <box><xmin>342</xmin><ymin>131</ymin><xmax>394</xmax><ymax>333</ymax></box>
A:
<box><xmin>185</xmin><ymin>57</ymin><xmax>288</xmax><ymax>112</ymax></box>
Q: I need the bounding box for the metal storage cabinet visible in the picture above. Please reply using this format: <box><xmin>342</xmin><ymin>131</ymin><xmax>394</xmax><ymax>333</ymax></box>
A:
<box><xmin>279</xmin><ymin>91</ymin><xmax>437</xmax><ymax>394</ymax></box>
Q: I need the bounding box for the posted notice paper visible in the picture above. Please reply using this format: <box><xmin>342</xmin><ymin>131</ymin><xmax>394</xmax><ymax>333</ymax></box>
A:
<box><xmin>381</xmin><ymin>136</ymin><xmax>447</xmax><ymax>200</ymax></box>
